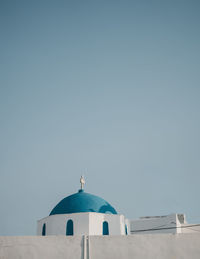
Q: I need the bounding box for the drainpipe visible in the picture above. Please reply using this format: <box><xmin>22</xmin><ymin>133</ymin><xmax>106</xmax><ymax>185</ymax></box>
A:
<box><xmin>83</xmin><ymin>235</ymin><xmax>87</xmax><ymax>259</ymax></box>
<box><xmin>83</xmin><ymin>235</ymin><xmax>90</xmax><ymax>259</ymax></box>
<box><xmin>87</xmin><ymin>235</ymin><xmax>90</xmax><ymax>259</ymax></box>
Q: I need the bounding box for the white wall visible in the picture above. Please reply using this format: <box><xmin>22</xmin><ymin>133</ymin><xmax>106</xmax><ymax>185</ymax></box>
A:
<box><xmin>1</xmin><ymin>234</ymin><xmax>200</xmax><ymax>259</ymax></box>
<box><xmin>0</xmin><ymin>236</ymin><xmax>82</xmax><ymax>259</ymax></box>
<box><xmin>38</xmin><ymin>212</ymin><xmax>125</xmax><ymax>236</ymax></box>
<box><xmin>89</xmin><ymin>234</ymin><xmax>200</xmax><ymax>259</ymax></box>
<box><xmin>89</xmin><ymin>213</ymin><xmax>125</xmax><ymax>235</ymax></box>
<box><xmin>181</xmin><ymin>224</ymin><xmax>200</xmax><ymax>233</ymax></box>
<box><xmin>37</xmin><ymin>213</ymin><xmax>90</xmax><ymax>235</ymax></box>
<box><xmin>130</xmin><ymin>214</ymin><xmax>183</xmax><ymax>234</ymax></box>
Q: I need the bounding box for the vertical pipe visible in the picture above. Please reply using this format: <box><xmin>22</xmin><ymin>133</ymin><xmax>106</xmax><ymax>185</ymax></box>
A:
<box><xmin>83</xmin><ymin>235</ymin><xmax>87</xmax><ymax>259</ymax></box>
<box><xmin>87</xmin><ymin>235</ymin><xmax>90</xmax><ymax>259</ymax></box>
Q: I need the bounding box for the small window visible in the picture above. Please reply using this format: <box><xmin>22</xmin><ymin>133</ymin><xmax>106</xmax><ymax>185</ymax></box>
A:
<box><xmin>125</xmin><ymin>224</ymin><xmax>128</xmax><ymax>235</ymax></box>
<box><xmin>42</xmin><ymin>223</ymin><xmax>46</xmax><ymax>236</ymax></box>
<box><xmin>66</xmin><ymin>219</ymin><xmax>74</xmax><ymax>235</ymax></box>
<box><xmin>102</xmin><ymin>221</ymin><xmax>109</xmax><ymax>235</ymax></box>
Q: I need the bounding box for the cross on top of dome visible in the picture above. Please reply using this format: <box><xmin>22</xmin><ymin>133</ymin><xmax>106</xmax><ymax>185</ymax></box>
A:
<box><xmin>80</xmin><ymin>175</ymin><xmax>85</xmax><ymax>190</ymax></box>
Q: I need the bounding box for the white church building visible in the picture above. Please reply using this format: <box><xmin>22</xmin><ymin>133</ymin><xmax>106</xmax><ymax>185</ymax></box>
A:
<box><xmin>37</xmin><ymin>176</ymin><xmax>128</xmax><ymax>236</ymax></box>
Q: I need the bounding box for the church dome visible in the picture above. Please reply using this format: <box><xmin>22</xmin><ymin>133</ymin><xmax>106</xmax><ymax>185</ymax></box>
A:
<box><xmin>49</xmin><ymin>189</ymin><xmax>117</xmax><ymax>216</ymax></box>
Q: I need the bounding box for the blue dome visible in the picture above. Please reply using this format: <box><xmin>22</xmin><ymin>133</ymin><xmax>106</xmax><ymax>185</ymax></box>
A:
<box><xmin>50</xmin><ymin>190</ymin><xmax>117</xmax><ymax>215</ymax></box>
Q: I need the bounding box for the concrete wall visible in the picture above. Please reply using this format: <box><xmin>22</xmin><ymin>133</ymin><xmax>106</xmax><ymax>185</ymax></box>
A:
<box><xmin>89</xmin><ymin>234</ymin><xmax>200</xmax><ymax>259</ymax></box>
<box><xmin>1</xmin><ymin>234</ymin><xmax>200</xmax><ymax>259</ymax></box>
<box><xmin>0</xmin><ymin>236</ymin><xmax>82</xmax><ymax>259</ymax></box>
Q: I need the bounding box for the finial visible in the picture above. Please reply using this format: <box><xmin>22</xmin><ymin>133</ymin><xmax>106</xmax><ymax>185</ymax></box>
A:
<box><xmin>80</xmin><ymin>175</ymin><xmax>85</xmax><ymax>190</ymax></box>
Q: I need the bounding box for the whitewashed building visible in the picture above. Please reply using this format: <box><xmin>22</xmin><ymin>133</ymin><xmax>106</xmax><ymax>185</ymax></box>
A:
<box><xmin>130</xmin><ymin>213</ymin><xmax>187</xmax><ymax>234</ymax></box>
<box><xmin>37</xmin><ymin>177</ymin><xmax>198</xmax><ymax>237</ymax></box>
<box><xmin>37</xmin><ymin>176</ymin><xmax>128</xmax><ymax>236</ymax></box>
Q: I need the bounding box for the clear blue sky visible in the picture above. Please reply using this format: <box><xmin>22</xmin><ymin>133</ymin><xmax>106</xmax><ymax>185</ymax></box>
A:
<box><xmin>0</xmin><ymin>0</ymin><xmax>200</xmax><ymax>235</ymax></box>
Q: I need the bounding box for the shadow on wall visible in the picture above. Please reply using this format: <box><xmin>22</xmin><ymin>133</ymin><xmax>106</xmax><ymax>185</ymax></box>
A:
<box><xmin>99</xmin><ymin>205</ymin><xmax>117</xmax><ymax>214</ymax></box>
